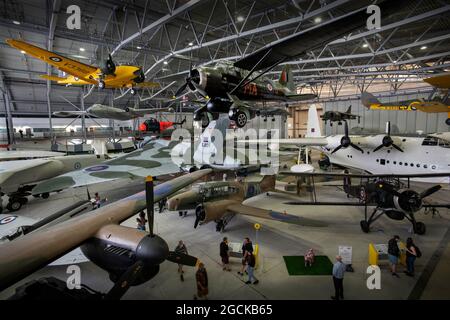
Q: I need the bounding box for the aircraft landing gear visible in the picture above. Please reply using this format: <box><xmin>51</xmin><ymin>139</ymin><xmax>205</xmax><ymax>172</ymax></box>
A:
<box><xmin>360</xmin><ymin>220</ymin><xmax>370</xmax><ymax>233</ymax></box>
<box><xmin>413</xmin><ymin>221</ymin><xmax>426</xmax><ymax>235</ymax></box>
<box><xmin>229</xmin><ymin>109</ymin><xmax>248</xmax><ymax>128</ymax></box>
<box><xmin>446</xmin><ymin>118</ymin><xmax>450</xmax><ymax>126</ymax></box>
<box><xmin>215</xmin><ymin>214</ymin><xmax>236</xmax><ymax>232</ymax></box>
<box><xmin>130</xmin><ymin>88</ymin><xmax>137</xmax><ymax>95</ymax></box>
<box><xmin>41</xmin><ymin>192</ymin><xmax>50</xmax><ymax>199</ymax></box>
<box><xmin>98</xmin><ymin>80</ymin><xmax>105</xmax><ymax>89</ymax></box>
<box><xmin>6</xmin><ymin>197</ymin><xmax>28</xmax><ymax>212</ymax></box>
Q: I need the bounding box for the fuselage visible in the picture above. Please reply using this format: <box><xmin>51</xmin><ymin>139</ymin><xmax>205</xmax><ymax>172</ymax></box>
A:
<box><xmin>319</xmin><ymin>134</ymin><xmax>450</xmax><ymax>183</ymax></box>
<box><xmin>87</xmin><ymin>104</ymin><xmax>135</xmax><ymax>121</ymax></box>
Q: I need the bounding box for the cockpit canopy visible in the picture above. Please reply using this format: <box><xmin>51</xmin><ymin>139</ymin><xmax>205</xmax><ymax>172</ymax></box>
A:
<box><xmin>422</xmin><ymin>136</ymin><xmax>450</xmax><ymax>147</ymax></box>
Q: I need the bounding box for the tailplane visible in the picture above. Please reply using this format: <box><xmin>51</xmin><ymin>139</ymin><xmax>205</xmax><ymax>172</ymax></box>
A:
<box><xmin>278</xmin><ymin>65</ymin><xmax>295</xmax><ymax>92</ymax></box>
<box><xmin>306</xmin><ymin>104</ymin><xmax>322</xmax><ymax>138</ymax></box>
<box><xmin>361</xmin><ymin>92</ymin><xmax>380</xmax><ymax>109</ymax></box>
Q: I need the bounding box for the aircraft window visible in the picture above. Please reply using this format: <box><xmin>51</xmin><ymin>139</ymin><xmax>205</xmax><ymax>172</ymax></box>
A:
<box><xmin>387</xmin><ymin>160</ymin><xmax>390</xmax><ymax>164</ymax></box>
<box><xmin>380</xmin><ymin>159</ymin><xmax>386</xmax><ymax>165</ymax></box>
<box><xmin>423</xmin><ymin>164</ymin><xmax>428</xmax><ymax>169</ymax></box>
<box><xmin>410</xmin><ymin>163</ymin><xmax>414</xmax><ymax>167</ymax></box>
<box><xmin>416</xmin><ymin>164</ymin><xmax>420</xmax><ymax>168</ymax></box>
<box><xmin>393</xmin><ymin>161</ymin><xmax>397</xmax><ymax>164</ymax></box>
<box><xmin>404</xmin><ymin>163</ymin><xmax>408</xmax><ymax>166</ymax></box>
<box><xmin>387</xmin><ymin>150</ymin><xmax>391</xmax><ymax>153</ymax></box>
<box><xmin>432</xmin><ymin>165</ymin><xmax>436</xmax><ymax>170</ymax></box>
<box><xmin>399</xmin><ymin>162</ymin><xmax>402</xmax><ymax>165</ymax></box>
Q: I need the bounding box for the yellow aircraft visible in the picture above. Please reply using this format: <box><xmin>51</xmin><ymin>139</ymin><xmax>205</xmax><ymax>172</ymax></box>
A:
<box><xmin>361</xmin><ymin>74</ymin><xmax>450</xmax><ymax>125</ymax></box>
<box><xmin>6</xmin><ymin>39</ymin><xmax>159</xmax><ymax>95</ymax></box>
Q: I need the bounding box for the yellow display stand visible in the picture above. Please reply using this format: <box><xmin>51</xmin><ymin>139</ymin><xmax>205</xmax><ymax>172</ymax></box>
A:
<box><xmin>254</xmin><ymin>244</ymin><xmax>259</xmax><ymax>270</ymax></box>
<box><xmin>368</xmin><ymin>242</ymin><xmax>406</xmax><ymax>266</ymax></box>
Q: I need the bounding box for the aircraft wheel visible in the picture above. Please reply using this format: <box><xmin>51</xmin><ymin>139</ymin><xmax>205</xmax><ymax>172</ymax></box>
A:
<box><xmin>41</xmin><ymin>192</ymin><xmax>50</xmax><ymax>199</ymax></box>
<box><xmin>446</xmin><ymin>118</ymin><xmax>450</xmax><ymax>126</ymax></box>
<box><xmin>98</xmin><ymin>80</ymin><xmax>105</xmax><ymax>89</ymax></box>
<box><xmin>360</xmin><ymin>220</ymin><xmax>370</xmax><ymax>233</ymax></box>
<box><xmin>179</xmin><ymin>211</ymin><xmax>183</xmax><ymax>217</ymax></box>
<box><xmin>7</xmin><ymin>199</ymin><xmax>22</xmax><ymax>212</ymax></box>
<box><xmin>0</xmin><ymin>206</ymin><xmax>2</xmax><ymax>214</ymax></box>
<box><xmin>414</xmin><ymin>222</ymin><xmax>426</xmax><ymax>235</ymax></box>
<box><xmin>32</xmin><ymin>194</ymin><xmax>40</xmax><ymax>198</ymax></box>
<box><xmin>235</xmin><ymin>111</ymin><xmax>248</xmax><ymax>128</ymax></box>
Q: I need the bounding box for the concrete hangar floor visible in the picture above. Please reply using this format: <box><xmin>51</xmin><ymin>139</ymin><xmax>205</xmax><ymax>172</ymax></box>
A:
<box><xmin>0</xmin><ymin>153</ymin><xmax>449</xmax><ymax>300</ymax></box>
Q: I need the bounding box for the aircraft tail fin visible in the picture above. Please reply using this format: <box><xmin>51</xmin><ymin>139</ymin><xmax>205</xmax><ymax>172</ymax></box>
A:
<box><xmin>361</xmin><ymin>92</ymin><xmax>380</xmax><ymax>109</ymax></box>
<box><xmin>345</xmin><ymin>105</ymin><xmax>352</xmax><ymax>114</ymax></box>
<box><xmin>306</xmin><ymin>105</ymin><xmax>322</xmax><ymax>138</ymax></box>
<box><xmin>278</xmin><ymin>65</ymin><xmax>295</xmax><ymax>92</ymax></box>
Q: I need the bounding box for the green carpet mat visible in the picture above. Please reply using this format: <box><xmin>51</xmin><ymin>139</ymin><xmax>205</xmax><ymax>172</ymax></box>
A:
<box><xmin>283</xmin><ymin>255</ymin><xmax>333</xmax><ymax>276</ymax></box>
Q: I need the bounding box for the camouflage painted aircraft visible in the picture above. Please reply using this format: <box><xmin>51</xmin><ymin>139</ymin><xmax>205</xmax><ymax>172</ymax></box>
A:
<box><xmin>168</xmin><ymin>175</ymin><xmax>326</xmax><ymax>232</ymax></box>
<box><xmin>320</xmin><ymin>105</ymin><xmax>360</xmax><ymax>126</ymax></box>
<box><xmin>0</xmin><ymin>170</ymin><xmax>210</xmax><ymax>296</ymax></box>
<box><xmin>169</xmin><ymin>0</ymin><xmax>409</xmax><ymax>128</ymax></box>
<box><xmin>54</xmin><ymin>104</ymin><xmax>173</xmax><ymax>121</ymax></box>
<box><xmin>361</xmin><ymin>73</ymin><xmax>450</xmax><ymax>125</ymax></box>
<box><xmin>6</xmin><ymin>39</ymin><xmax>159</xmax><ymax>95</ymax></box>
<box><xmin>0</xmin><ymin>154</ymin><xmax>106</xmax><ymax>213</ymax></box>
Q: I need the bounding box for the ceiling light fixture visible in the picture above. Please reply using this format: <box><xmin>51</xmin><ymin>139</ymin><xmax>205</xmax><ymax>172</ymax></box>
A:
<box><xmin>137</xmin><ymin>46</ymin><xmax>142</xmax><ymax>50</ymax></box>
<box><xmin>362</xmin><ymin>43</ymin><xmax>369</xmax><ymax>48</ymax></box>
<box><xmin>20</xmin><ymin>50</ymin><xmax>26</xmax><ymax>54</ymax></box>
<box><xmin>79</xmin><ymin>48</ymin><xmax>85</xmax><ymax>52</ymax></box>
<box><xmin>188</xmin><ymin>42</ymin><xmax>193</xmax><ymax>46</ymax></box>
<box><xmin>420</xmin><ymin>45</ymin><xmax>427</xmax><ymax>50</ymax></box>
<box><xmin>314</xmin><ymin>17</ymin><xmax>322</xmax><ymax>24</ymax></box>
<box><xmin>163</xmin><ymin>61</ymin><xmax>168</xmax><ymax>65</ymax></box>
<box><xmin>236</xmin><ymin>16</ymin><xmax>244</xmax><ymax>22</ymax></box>
<box><xmin>12</xmin><ymin>20</ymin><xmax>21</xmax><ymax>25</ymax></box>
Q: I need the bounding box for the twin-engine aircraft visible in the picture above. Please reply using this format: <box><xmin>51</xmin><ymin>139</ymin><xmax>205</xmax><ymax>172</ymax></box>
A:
<box><xmin>6</xmin><ymin>39</ymin><xmax>159</xmax><ymax>95</ymax></box>
<box><xmin>54</xmin><ymin>104</ymin><xmax>173</xmax><ymax>121</ymax></box>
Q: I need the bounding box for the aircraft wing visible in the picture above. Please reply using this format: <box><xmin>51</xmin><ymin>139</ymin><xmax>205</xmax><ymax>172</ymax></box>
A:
<box><xmin>0</xmin><ymin>169</ymin><xmax>212</xmax><ymax>291</ymax></box>
<box><xmin>6</xmin><ymin>39</ymin><xmax>98</xmax><ymax>84</ymax></box>
<box><xmin>423</xmin><ymin>73</ymin><xmax>450</xmax><ymax>89</ymax></box>
<box><xmin>53</xmin><ymin>111</ymin><xmax>87</xmax><ymax>117</ymax></box>
<box><xmin>240</xmin><ymin>138</ymin><xmax>328</xmax><ymax>147</ymax></box>
<box><xmin>233</xmin><ymin>0</ymin><xmax>405</xmax><ymax>71</ymax></box>
<box><xmin>32</xmin><ymin>139</ymin><xmax>182</xmax><ymax>195</ymax></box>
<box><xmin>129</xmin><ymin>107</ymin><xmax>174</xmax><ymax>117</ymax></box>
<box><xmin>285</xmin><ymin>93</ymin><xmax>317</xmax><ymax>101</ymax></box>
<box><xmin>226</xmin><ymin>203</ymin><xmax>327</xmax><ymax>227</ymax></box>
<box><xmin>0</xmin><ymin>215</ymin><xmax>38</xmax><ymax>241</ymax></box>
<box><xmin>278</xmin><ymin>171</ymin><xmax>450</xmax><ymax>179</ymax></box>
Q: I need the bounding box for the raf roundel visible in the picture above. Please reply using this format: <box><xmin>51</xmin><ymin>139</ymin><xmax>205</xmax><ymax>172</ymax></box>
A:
<box><xmin>74</xmin><ymin>162</ymin><xmax>82</xmax><ymax>170</ymax></box>
<box><xmin>49</xmin><ymin>56</ymin><xmax>62</xmax><ymax>62</ymax></box>
<box><xmin>267</xmin><ymin>83</ymin><xmax>273</xmax><ymax>91</ymax></box>
<box><xmin>85</xmin><ymin>165</ymin><xmax>109</xmax><ymax>172</ymax></box>
<box><xmin>0</xmin><ymin>216</ymin><xmax>18</xmax><ymax>225</ymax></box>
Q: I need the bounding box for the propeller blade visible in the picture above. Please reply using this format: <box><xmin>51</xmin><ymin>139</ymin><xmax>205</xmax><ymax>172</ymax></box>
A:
<box><xmin>343</xmin><ymin>120</ymin><xmax>349</xmax><ymax>137</ymax></box>
<box><xmin>392</xmin><ymin>144</ymin><xmax>404</xmax><ymax>152</ymax></box>
<box><xmin>373</xmin><ymin>144</ymin><xmax>384</xmax><ymax>152</ymax></box>
<box><xmin>191</xmin><ymin>81</ymin><xmax>208</xmax><ymax>99</ymax></box>
<box><xmin>350</xmin><ymin>143</ymin><xmax>364</xmax><ymax>153</ymax></box>
<box><xmin>173</xmin><ymin>82</ymin><xmax>188</xmax><ymax>99</ymax></box>
<box><xmin>331</xmin><ymin>145</ymin><xmax>343</xmax><ymax>154</ymax></box>
<box><xmin>194</xmin><ymin>217</ymin><xmax>200</xmax><ymax>228</ymax></box>
<box><xmin>167</xmin><ymin>252</ymin><xmax>199</xmax><ymax>266</ymax></box>
<box><xmin>386</xmin><ymin>121</ymin><xmax>391</xmax><ymax>135</ymax></box>
<box><xmin>104</xmin><ymin>261</ymin><xmax>144</xmax><ymax>300</ymax></box>
<box><xmin>420</xmin><ymin>185</ymin><xmax>442</xmax><ymax>199</ymax></box>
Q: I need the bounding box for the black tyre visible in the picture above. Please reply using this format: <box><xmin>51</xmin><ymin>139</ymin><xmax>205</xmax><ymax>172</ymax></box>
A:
<box><xmin>41</xmin><ymin>193</ymin><xmax>50</xmax><ymax>199</ymax></box>
<box><xmin>360</xmin><ymin>220</ymin><xmax>370</xmax><ymax>233</ymax></box>
<box><xmin>7</xmin><ymin>199</ymin><xmax>22</xmax><ymax>212</ymax></box>
<box><xmin>235</xmin><ymin>111</ymin><xmax>248</xmax><ymax>128</ymax></box>
<box><xmin>446</xmin><ymin>118</ymin><xmax>450</xmax><ymax>126</ymax></box>
<box><xmin>414</xmin><ymin>222</ymin><xmax>426</xmax><ymax>235</ymax></box>
<box><xmin>98</xmin><ymin>80</ymin><xmax>105</xmax><ymax>89</ymax></box>
<box><xmin>0</xmin><ymin>206</ymin><xmax>3</xmax><ymax>214</ymax></box>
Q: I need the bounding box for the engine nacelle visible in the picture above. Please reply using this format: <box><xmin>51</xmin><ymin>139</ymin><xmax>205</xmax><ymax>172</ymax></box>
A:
<box><xmin>81</xmin><ymin>224</ymin><xmax>168</xmax><ymax>285</ymax></box>
<box><xmin>196</xmin><ymin>199</ymin><xmax>239</xmax><ymax>226</ymax></box>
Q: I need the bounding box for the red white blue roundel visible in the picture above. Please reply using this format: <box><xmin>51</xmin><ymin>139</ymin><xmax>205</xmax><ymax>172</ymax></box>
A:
<box><xmin>0</xmin><ymin>216</ymin><xmax>17</xmax><ymax>225</ymax></box>
<box><xmin>85</xmin><ymin>165</ymin><xmax>109</xmax><ymax>172</ymax></box>
<box><xmin>267</xmin><ymin>83</ymin><xmax>273</xmax><ymax>91</ymax></box>
<box><xmin>49</xmin><ymin>56</ymin><xmax>62</xmax><ymax>62</ymax></box>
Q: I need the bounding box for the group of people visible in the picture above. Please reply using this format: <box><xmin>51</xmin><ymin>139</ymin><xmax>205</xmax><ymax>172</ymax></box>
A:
<box><xmin>388</xmin><ymin>235</ymin><xmax>421</xmax><ymax>278</ymax></box>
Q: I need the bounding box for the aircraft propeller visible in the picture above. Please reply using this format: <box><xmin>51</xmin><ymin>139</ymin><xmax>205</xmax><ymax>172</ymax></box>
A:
<box><xmin>105</xmin><ymin>176</ymin><xmax>199</xmax><ymax>299</ymax></box>
<box><xmin>373</xmin><ymin>121</ymin><xmax>403</xmax><ymax>152</ymax></box>
<box><xmin>133</xmin><ymin>68</ymin><xmax>146</xmax><ymax>83</ymax></box>
<box><xmin>331</xmin><ymin>120</ymin><xmax>363</xmax><ymax>154</ymax></box>
<box><xmin>173</xmin><ymin>66</ymin><xmax>208</xmax><ymax>99</ymax></box>
<box><xmin>102</xmin><ymin>54</ymin><xmax>116</xmax><ymax>75</ymax></box>
<box><xmin>194</xmin><ymin>204</ymin><xmax>206</xmax><ymax>228</ymax></box>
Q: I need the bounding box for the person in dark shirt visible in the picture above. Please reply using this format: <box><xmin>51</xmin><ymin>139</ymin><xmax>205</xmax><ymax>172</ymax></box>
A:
<box><xmin>405</xmin><ymin>237</ymin><xmax>418</xmax><ymax>277</ymax></box>
<box><xmin>245</xmin><ymin>251</ymin><xmax>259</xmax><ymax>285</ymax></box>
<box><xmin>175</xmin><ymin>240</ymin><xmax>188</xmax><ymax>281</ymax></box>
<box><xmin>238</xmin><ymin>237</ymin><xmax>253</xmax><ymax>276</ymax></box>
<box><xmin>194</xmin><ymin>263</ymin><xmax>208</xmax><ymax>300</ymax></box>
<box><xmin>136</xmin><ymin>211</ymin><xmax>147</xmax><ymax>231</ymax></box>
<box><xmin>388</xmin><ymin>235</ymin><xmax>401</xmax><ymax>278</ymax></box>
<box><xmin>220</xmin><ymin>237</ymin><xmax>231</xmax><ymax>271</ymax></box>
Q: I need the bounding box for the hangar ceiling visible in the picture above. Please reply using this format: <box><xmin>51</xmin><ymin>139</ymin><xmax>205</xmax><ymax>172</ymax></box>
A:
<box><xmin>0</xmin><ymin>0</ymin><xmax>449</xmax><ymax>114</ymax></box>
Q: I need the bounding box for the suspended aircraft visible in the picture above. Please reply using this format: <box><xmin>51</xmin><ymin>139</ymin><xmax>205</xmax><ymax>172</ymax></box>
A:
<box><xmin>281</xmin><ymin>171</ymin><xmax>450</xmax><ymax>235</ymax></box>
<box><xmin>0</xmin><ymin>170</ymin><xmax>210</xmax><ymax>298</ymax></box>
<box><xmin>6</xmin><ymin>39</ymin><xmax>159</xmax><ymax>95</ymax></box>
<box><xmin>170</xmin><ymin>0</ymin><xmax>410</xmax><ymax>128</ymax></box>
<box><xmin>320</xmin><ymin>105</ymin><xmax>360</xmax><ymax>126</ymax></box>
<box><xmin>241</xmin><ymin>105</ymin><xmax>450</xmax><ymax>184</ymax></box>
<box><xmin>167</xmin><ymin>175</ymin><xmax>326</xmax><ymax>232</ymax></box>
<box><xmin>54</xmin><ymin>104</ymin><xmax>173</xmax><ymax>121</ymax></box>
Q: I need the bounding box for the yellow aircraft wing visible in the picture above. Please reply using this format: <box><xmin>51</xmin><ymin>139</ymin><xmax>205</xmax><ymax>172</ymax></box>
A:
<box><xmin>7</xmin><ymin>39</ymin><xmax>98</xmax><ymax>84</ymax></box>
<box><xmin>423</xmin><ymin>74</ymin><xmax>450</xmax><ymax>89</ymax></box>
